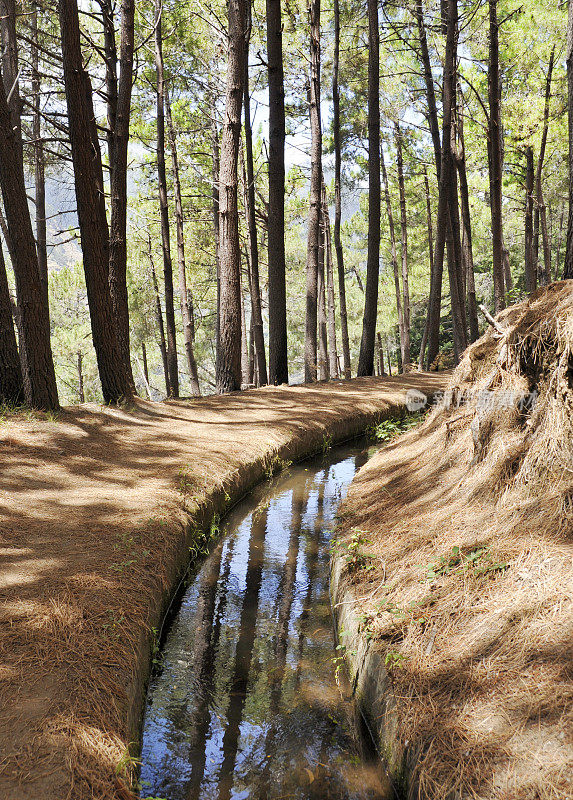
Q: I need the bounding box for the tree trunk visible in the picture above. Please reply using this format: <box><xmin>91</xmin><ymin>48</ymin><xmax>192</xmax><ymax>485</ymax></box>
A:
<box><xmin>31</xmin><ymin>3</ymin><xmax>48</xmax><ymax>312</ymax></box>
<box><xmin>444</xmin><ymin>7</ymin><xmax>467</xmax><ymax>362</ymax></box>
<box><xmin>381</xmin><ymin>146</ymin><xmax>404</xmax><ymax>369</ymax></box>
<box><xmin>453</xmin><ymin>92</ymin><xmax>479</xmax><ymax>342</ymax></box>
<box><xmin>556</xmin><ymin>203</ymin><xmax>565</xmax><ymax>279</ymax></box>
<box><xmin>211</xmin><ymin>109</ymin><xmax>221</xmax><ymax>345</ymax></box>
<box><xmin>108</xmin><ymin>0</ymin><xmax>136</xmax><ymax>386</ymax></box>
<box><xmin>415</xmin><ymin>0</ymin><xmax>441</xmax><ymax>178</ymax></box>
<box><xmin>535</xmin><ymin>47</ymin><xmax>555</xmax><ymax>287</ymax></box>
<box><xmin>77</xmin><ymin>351</ymin><xmax>85</xmax><ymax>403</ymax></box>
<box><xmin>0</xmin><ymin>0</ymin><xmax>22</xmax><ymax>159</ymax></box>
<box><xmin>357</xmin><ymin>0</ymin><xmax>380</xmax><ymax>377</ymax></box>
<box><xmin>426</xmin><ymin>0</ymin><xmax>466</xmax><ymax>368</ymax></box>
<box><xmin>304</xmin><ymin>0</ymin><xmax>322</xmax><ymax>383</ymax></box>
<box><xmin>142</xmin><ymin>341</ymin><xmax>149</xmax><ymax>385</ymax></box>
<box><xmin>317</xmin><ymin>217</ymin><xmax>329</xmax><ymax>381</ymax></box>
<box><xmin>0</xmin><ymin>10</ymin><xmax>58</xmax><ymax>408</ymax></box>
<box><xmin>332</xmin><ymin>0</ymin><xmax>351</xmax><ymax>379</ymax></box>
<box><xmin>377</xmin><ymin>332</ymin><xmax>385</xmax><ymax>376</ymax></box>
<box><xmin>242</xmin><ymin>23</ymin><xmax>268</xmax><ymax>386</ymax></box>
<box><xmin>323</xmin><ymin>185</ymin><xmax>339</xmax><ymax>378</ymax></box>
<box><xmin>488</xmin><ymin>0</ymin><xmax>505</xmax><ymax>312</ymax></box>
<box><xmin>148</xmin><ymin>235</ymin><xmax>170</xmax><ymax>396</ymax></box>
<box><xmin>0</xmin><ymin>241</ymin><xmax>23</xmax><ymax>404</ymax></box>
<box><xmin>216</xmin><ymin>0</ymin><xmax>247</xmax><ymax>393</ymax></box>
<box><xmin>524</xmin><ymin>145</ymin><xmax>536</xmax><ymax>291</ymax></box>
<box><xmin>266</xmin><ymin>0</ymin><xmax>288</xmax><ymax>384</ymax></box>
<box><xmin>100</xmin><ymin>0</ymin><xmax>117</xmax><ymax>164</ymax></box>
<box><xmin>59</xmin><ymin>0</ymin><xmax>131</xmax><ymax>404</ymax></box>
<box><xmin>418</xmin><ymin>167</ymin><xmax>433</xmax><ymax>370</ymax></box>
<box><xmin>416</xmin><ymin>0</ymin><xmax>446</xmax><ymax>368</ymax></box>
<box><xmin>0</xmin><ymin>0</ymin><xmax>58</xmax><ymax>409</ymax></box>
<box><xmin>155</xmin><ymin>0</ymin><xmax>179</xmax><ymax>397</ymax></box>
<box><xmin>166</xmin><ymin>93</ymin><xmax>201</xmax><ymax>396</ymax></box>
<box><xmin>240</xmin><ymin>268</ymin><xmax>250</xmax><ymax>386</ymax></box>
<box><xmin>395</xmin><ymin>122</ymin><xmax>411</xmax><ymax>370</ymax></box>
<box><xmin>565</xmin><ymin>0</ymin><xmax>573</xmax><ymax>279</ymax></box>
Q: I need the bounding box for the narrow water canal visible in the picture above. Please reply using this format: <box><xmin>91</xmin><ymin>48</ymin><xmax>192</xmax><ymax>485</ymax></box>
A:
<box><xmin>140</xmin><ymin>441</ymin><xmax>392</xmax><ymax>800</ymax></box>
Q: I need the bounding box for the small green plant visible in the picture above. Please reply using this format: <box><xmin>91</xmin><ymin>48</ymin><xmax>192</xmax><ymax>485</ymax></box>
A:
<box><xmin>372</xmin><ymin>413</ymin><xmax>423</xmax><ymax>443</ymax></box>
<box><xmin>384</xmin><ymin>650</ymin><xmax>407</xmax><ymax>669</ymax></box>
<box><xmin>264</xmin><ymin>453</ymin><xmax>292</xmax><ymax>479</ymax></box>
<box><xmin>322</xmin><ymin>432</ymin><xmax>333</xmax><ymax>453</ymax></box>
<box><xmin>334</xmin><ymin>529</ymin><xmax>376</xmax><ymax>572</ymax></box>
<box><xmin>420</xmin><ymin>546</ymin><xmax>509</xmax><ymax>581</ymax></box>
<box><xmin>116</xmin><ymin>744</ymin><xmax>141</xmax><ymax>774</ymax></box>
<box><xmin>377</xmin><ymin>597</ymin><xmax>429</xmax><ymax>625</ymax></box>
<box><xmin>332</xmin><ymin>642</ymin><xmax>357</xmax><ymax>686</ymax></box>
<box><xmin>110</xmin><ymin>529</ymin><xmax>150</xmax><ymax>572</ymax></box>
<box><xmin>102</xmin><ymin>610</ymin><xmax>126</xmax><ymax>639</ymax></box>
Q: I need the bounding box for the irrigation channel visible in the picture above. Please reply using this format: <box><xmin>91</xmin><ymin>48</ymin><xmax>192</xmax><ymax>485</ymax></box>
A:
<box><xmin>140</xmin><ymin>439</ymin><xmax>393</xmax><ymax>800</ymax></box>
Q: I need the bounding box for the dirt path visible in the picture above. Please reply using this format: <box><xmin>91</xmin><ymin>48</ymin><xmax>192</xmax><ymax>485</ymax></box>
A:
<box><xmin>0</xmin><ymin>375</ymin><xmax>444</xmax><ymax>800</ymax></box>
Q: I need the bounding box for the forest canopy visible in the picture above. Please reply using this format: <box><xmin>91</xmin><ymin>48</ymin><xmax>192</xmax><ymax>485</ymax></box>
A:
<box><xmin>0</xmin><ymin>0</ymin><xmax>570</xmax><ymax>408</ymax></box>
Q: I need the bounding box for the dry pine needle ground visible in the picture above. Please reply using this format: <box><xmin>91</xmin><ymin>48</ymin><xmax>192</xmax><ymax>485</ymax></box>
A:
<box><xmin>337</xmin><ymin>283</ymin><xmax>573</xmax><ymax>800</ymax></box>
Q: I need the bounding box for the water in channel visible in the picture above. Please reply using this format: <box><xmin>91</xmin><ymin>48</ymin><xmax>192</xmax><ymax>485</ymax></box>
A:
<box><xmin>140</xmin><ymin>441</ymin><xmax>392</xmax><ymax>800</ymax></box>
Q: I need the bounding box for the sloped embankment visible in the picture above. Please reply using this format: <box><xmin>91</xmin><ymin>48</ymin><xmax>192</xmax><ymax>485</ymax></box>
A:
<box><xmin>333</xmin><ymin>283</ymin><xmax>573</xmax><ymax>800</ymax></box>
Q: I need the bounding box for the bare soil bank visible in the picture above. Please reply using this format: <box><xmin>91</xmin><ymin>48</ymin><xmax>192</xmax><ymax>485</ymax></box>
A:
<box><xmin>0</xmin><ymin>375</ymin><xmax>444</xmax><ymax>800</ymax></box>
<box><xmin>334</xmin><ymin>285</ymin><xmax>573</xmax><ymax>800</ymax></box>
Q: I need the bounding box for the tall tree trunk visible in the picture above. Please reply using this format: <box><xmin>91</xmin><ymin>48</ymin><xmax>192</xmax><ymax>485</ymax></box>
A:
<box><xmin>453</xmin><ymin>92</ymin><xmax>479</xmax><ymax>342</ymax></box>
<box><xmin>240</xmin><ymin>268</ymin><xmax>250</xmax><ymax>386</ymax></box>
<box><xmin>524</xmin><ymin>145</ymin><xmax>536</xmax><ymax>291</ymax></box>
<box><xmin>377</xmin><ymin>332</ymin><xmax>385</xmax><ymax>375</ymax></box>
<box><xmin>216</xmin><ymin>0</ymin><xmax>247</xmax><ymax>393</ymax></box>
<box><xmin>166</xmin><ymin>93</ymin><xmax>201</xmax><ymax>396</ymax></box>
<box><xmin>323</xmin><ymin>185</ymin><xmax>339</xmax><ymax>378</ymax></box>
<box><xmin>148</xmin><ymin>235</ymin><xmax>170</xmax><ymax>395</ymax></box>
<box><xmin>243</xmin><ymin>18</ymin><xmax>268</xmax><ymax>386</ymax></box>
<box><xmin>0</xmin><ymin>241</ymin><xmax>23</xmax><ymax>403</ymax></box>
<box><xmin>60</xmin><ymin>0</ymin><xmax>131</xmax><ymax>404</ymax></box>
<box><xmin>141</xmin><ymin>341</ymin><xmax>149</xmax><ymax>385</ymax></box>
<box><xmin>108</xmin><ymin>0</ymin><xmax>136</xmax><ymax>386</ymax></box>
<box><xmin>31</xmin><ymin>3</ymin><xmax>48</xmax><ymax>311</ymax></box>
<box><xmin>0</xmin><ymin>0</ymin><xmax>22</xmax><ymax>158</ymax></box>
<box><xmin>0</xmin><ymin>0</ymin><xmax>58</xmax><ymax>409</ymax></box>
<box><xmin>565</xmin><ymin>0</ymin><xmax>573</xmax><ymax>279</ymax></box>
<box><xmin>535</xmin><ymin>47</ymin><xmax>555</xmax><ymax>287</ymax></box>
<box><xmin>304</xmin><ymin>0</ymin><xmax>322</xmax><ymax>382</ymax></box>
<box><xmin>77</xmin><ymin>351</ymin><xmax>85</xmax><ymax>403</ymax></box>
<box><xmin>418</xmin><ymin>166</ymin><xmax>433</xmax><ymax>370</ymax></box>
<box><xmin>488</xmin><ymin>0</ymin><xmax>505</xmax><ymax>312</ymax></box>
<box><xmin>266</xmin><ymin>0</ymin><xmax>288</xmax><ymax>384</ymax></box>
<box><xmin>556</xmin><ymin>203</ymin><xmax>565</xmax><ymax>279</ymax></box>
<box><xmin>211</xmin><ymin>109</ymin><xmax>221</xmax><ymax>345</ymax></box>
<box><xmin>100</xmin><ymin>0</ymin><xmax>117</xmax><ymax>164</ymax></box>
<box><xmin>416</xmin><ymin>0</ymin><xmax>449</xmax><ymax>368</ymax></box>
<box><xmin>357</xmin><ymin>0</ymin><xmax>380</xmax><ymax>377</ymax></box>
<box><xmin>444</xmin><ymin>6</ymin><xmax>467</xmax><ymax>361</ymax></box>
<box><xmin>381</xmin><ymin>147</ymin><xmax>404</xmax><ymax>367</ymax></box>
<box><xmin>426</xmin><ymin>0</ymin><xmax>466</xmax><ymax>368</ymax></box>
<box><xmin>317</xmin><ymin>208</ymin><xmax>328</xmax><ymax>381</ymax></box>
<box><xmin>155</xmin><ymin>0</ymin><xmax>179</xmax><ymax>397</ymax></box>
<box><xmin>415</xmin><ymin>0</ymin><xmax>441</xmax><ymax>177</ymax></box>
<box><xmin>332</xmin><ymin>0</ymin><xmax>351</xmax><ymax>379</ymax></box>
<box><xmin>395</xmin><ymin>122</ymin><xmax>411</xmax><ymax>370</ymax></box>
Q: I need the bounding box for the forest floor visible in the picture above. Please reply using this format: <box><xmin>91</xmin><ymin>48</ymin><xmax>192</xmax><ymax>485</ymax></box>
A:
<box><xmin>0</xmin><ymin>373</ymin><xmax>446</xmax><ymax>800</ymax></box>
<box><xmin>336</xmin><ymin>285</ymin><xmax>573</xmax><ymax>800</ymax></box>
